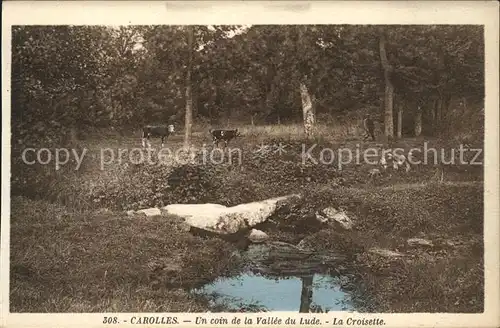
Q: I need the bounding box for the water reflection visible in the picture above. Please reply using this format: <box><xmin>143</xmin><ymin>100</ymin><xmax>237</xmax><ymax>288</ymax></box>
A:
<box><xmin>299</xmin><ymin>276</ymin><xmax>314</xmax><ymax>313</ymax></box>
<box><xmin>193</xmin><ymin>272</ymin><xmax>354</xmax><ymax>312</ymax></box>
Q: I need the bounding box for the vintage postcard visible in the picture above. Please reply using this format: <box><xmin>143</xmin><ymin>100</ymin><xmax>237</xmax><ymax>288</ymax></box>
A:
<box><xmin>1</xmin><ymin>1</ymin><xmax>499</xmax><ymax>328</ymax></box>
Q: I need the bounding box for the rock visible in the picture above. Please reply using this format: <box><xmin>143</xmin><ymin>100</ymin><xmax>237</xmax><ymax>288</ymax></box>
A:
<box><xmin>368</xmin><ymin>247</ymin><xmax>405</xmax><ymax>258</ymax></box>
<box><xmin>316</xmin><ymin>207</ymin><xmax>354</xmax><ymax>230</ymax></box>
<box><xmin>162</xmin><ymin>203</ymin><xmax>227</xmax><ymax>217</ymax></box>
<box><xmin>407</xmin><ymin>238</ymin><xmax>434</xmax><ymax>248</ymax></box>
<box><xmin>126</xmin><ymin>210</ymin><xmax>136</xmax><ymax>216</ymax></box>
<box><xmin>247</xmin><ymin>229</ymin><xmax>269</xmax><ymax>244</ymax></box>
<box><xmin>162</xmin><ymin>203</ymin><xmax>247</xmax><ymax>235</ymax></box>
<box><xmin>228</xmin><ymin>194</ymin><xmax>301</xmax><ymax>227</ymax></box>
<box><xmin>162</xmin><ymin>194</ymin><xmax>300</xmax><ymax>235</ymax></box>
<box><xmin>296</xmin><ymin>239</ymin><xmax>313</xmax><ymax>250</ymax></box>
<box><xmin>315</xmin><ymin>211</ymin><xmax>329</xmax><ymax>224</ymax></box>
<box><xmin>137</xmin><ymin>208</ymin><xmax>162</xmax><ymax>217</ymax></box>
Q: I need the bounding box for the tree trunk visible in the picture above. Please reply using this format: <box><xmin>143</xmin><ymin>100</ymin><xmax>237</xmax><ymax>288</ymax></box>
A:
<box><xmin>192</xmin><ymin>88</ymin><xmax>198</xmax><ymax>119</ymax></box>
<box><xmin>183</xmin><ymin>26</ymin><xmax>194</xmax><ymax>149</ymax></box>
<box><xmin>300</xmin><ymin>82</ymin><xmax>315</xmax><ymax>138</ymax></box>
<box><xmin>378</xmin><ymin>29</ymin><xmax>394</xmax><ymax>139</ymax></box>
<box><xmin>299</xmin><ymin>276</ymin><xmax>313</xmax><ymax>313</ymax></box>
<box><xmin>397</xmin><ymin>104</ymin><xmax>403</xmax><ymax>139</ymax></box>
<box><xmin>414</xmin><ymin>105</ymin><xmax>422</xmax><ymax>137</ymax></box>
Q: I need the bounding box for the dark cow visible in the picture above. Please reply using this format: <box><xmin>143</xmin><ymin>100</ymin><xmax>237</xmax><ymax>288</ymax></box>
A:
<box><xmin>209</xmin><ymin>129</ymin><xmax>241</xmax><ymax>148</ymax></box>
<box><xmin>142</xmin><ymin>124</ymin><xmax>175</xmax><ymax>148</ymax></box>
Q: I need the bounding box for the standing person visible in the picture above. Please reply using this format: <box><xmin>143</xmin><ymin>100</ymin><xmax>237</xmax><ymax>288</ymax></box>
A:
<box><xmin>363</xmin><ymin>114</ymin><xmax>375</xmax><ymax>141</ymax></box>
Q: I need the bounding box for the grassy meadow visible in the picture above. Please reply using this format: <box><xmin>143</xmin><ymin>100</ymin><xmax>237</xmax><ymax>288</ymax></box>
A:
<box><xmin>10</xmin><ymin>122</ymin><xmax>484</xmax><ymax>312</ymax></box>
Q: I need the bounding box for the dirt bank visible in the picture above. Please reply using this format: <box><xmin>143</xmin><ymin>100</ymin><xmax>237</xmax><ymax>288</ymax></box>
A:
<box><xmin>10</xmin><ymin>196</ymin><xmax>243</xmax><ymax>312</ymax></box>
<box><xmin>10</xmin><ymin>180</ymin><xmax>483</xmax><ymax>312</ymax></box>
<box><xmin>285</xmin><ymin>182</ymin><xmax>484</xmax><ymax>313</ymax></box>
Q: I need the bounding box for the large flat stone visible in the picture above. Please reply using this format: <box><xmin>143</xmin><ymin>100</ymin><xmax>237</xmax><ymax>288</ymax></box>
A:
<box><xmin>161</xmin><ymin>194</ymin><xmax>300</xmax><ymax>235</ymax></box>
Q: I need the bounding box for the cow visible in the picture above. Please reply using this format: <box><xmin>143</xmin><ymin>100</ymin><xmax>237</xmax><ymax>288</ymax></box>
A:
<box><xmin>209</xmin><ymin>128</ymin><xmax>241</xmax><ymax>148</ymax></box>
<box><xmin>142</xmin><ymin>124</ymin><xmax>175</xmax><ymax>148</ymax></box>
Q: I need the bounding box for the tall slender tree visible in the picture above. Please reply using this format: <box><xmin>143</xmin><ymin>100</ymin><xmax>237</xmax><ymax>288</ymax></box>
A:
<box><xmin>296</xmin><ymin>27</ymin><xmax>316</xmax><ymax>138</ymax></box>
<box><xmin>378</xmin><ymin>28</ymin><xmax>394</xmax><ymax>139</ymax></box>
<box><xmin>414</xmin><ymin>103</ymin><xmax>423</xmax><ymax>137</ymax></box>
<box><xmin>184</xmin><ymin>25</ymin><xmax>194</xmax><ymax>148</ymax></box>
<box><xmin>396</xmin><ymin>101</ymin><xmax>403</xmax><ymax>139</ymax></box>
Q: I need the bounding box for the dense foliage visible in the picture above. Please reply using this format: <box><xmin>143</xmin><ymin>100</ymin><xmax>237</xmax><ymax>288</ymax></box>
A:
<box><xmin>12</xmin><ymin>25</ymin><xmax>484</xmax><ymax>145</ymax></box>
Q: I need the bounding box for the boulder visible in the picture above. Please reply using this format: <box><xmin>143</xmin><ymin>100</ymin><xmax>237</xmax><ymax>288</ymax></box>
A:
<box><xmin>227</xmin><ymin>194</ymin><xmax>301</xmax><ymax>227</ymax></box>
<box><xmin>247</xmin><ymin>229</ymin><xmax>269</xmax><ymax>244</ymax></box>
<box><xmin>316</xmin><ymin>207</ymin><xmax>354</xmax><ymax>230</ymax></box>
<box><xmin>162</xmin><ymin>194</ymin><xmax>300</xmax><ymax>235</ymax></box>
<box><xmin>315</xmin><ymin>211</ymin><xmax>329</xmax><ymax>224</ymax></box>
<box><xmin>162</xmin><ymin>203</ymin><xmax>246</xmax><ymax>234</ymax></box>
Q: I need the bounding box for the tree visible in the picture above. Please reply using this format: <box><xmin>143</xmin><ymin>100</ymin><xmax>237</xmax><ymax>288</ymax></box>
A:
<box><xmin>296</xmin><ymin>27</ymin><xmax>317</xmax><ymax>138</ymax></box>
<box><xmin>378</xmin><ymin>28</ymin><xmax>394</xmax><ymax>139</ymax></box>
<box><xmin>396</xmin><ymin>99</ymin><xmax>403</xmax><ymax>139</ymax></box>
<box><xmin>184</xmin><ymin>26</ymin><xmax>194</xmax><ymax>148</ymax></box>
<box><xmin>414</xmin><ymin>104</ymin><xmax>423</xmax><ymax>137</ymax></box>
<box><xmin>300</xmin><ymin>81</ymin><xmax>315</xmax><ymax>138</ymax></box>
<box><xmin>11</xmin><ymin>26</ymin><xmax>113</xmax><ymax>145</ymax></box>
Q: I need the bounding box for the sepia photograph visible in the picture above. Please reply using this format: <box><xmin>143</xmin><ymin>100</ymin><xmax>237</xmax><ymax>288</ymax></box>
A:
<box><xmin>1</xmin><ymin>1</ymin><xmax>499</xmax><ymax>327</ymax></box>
